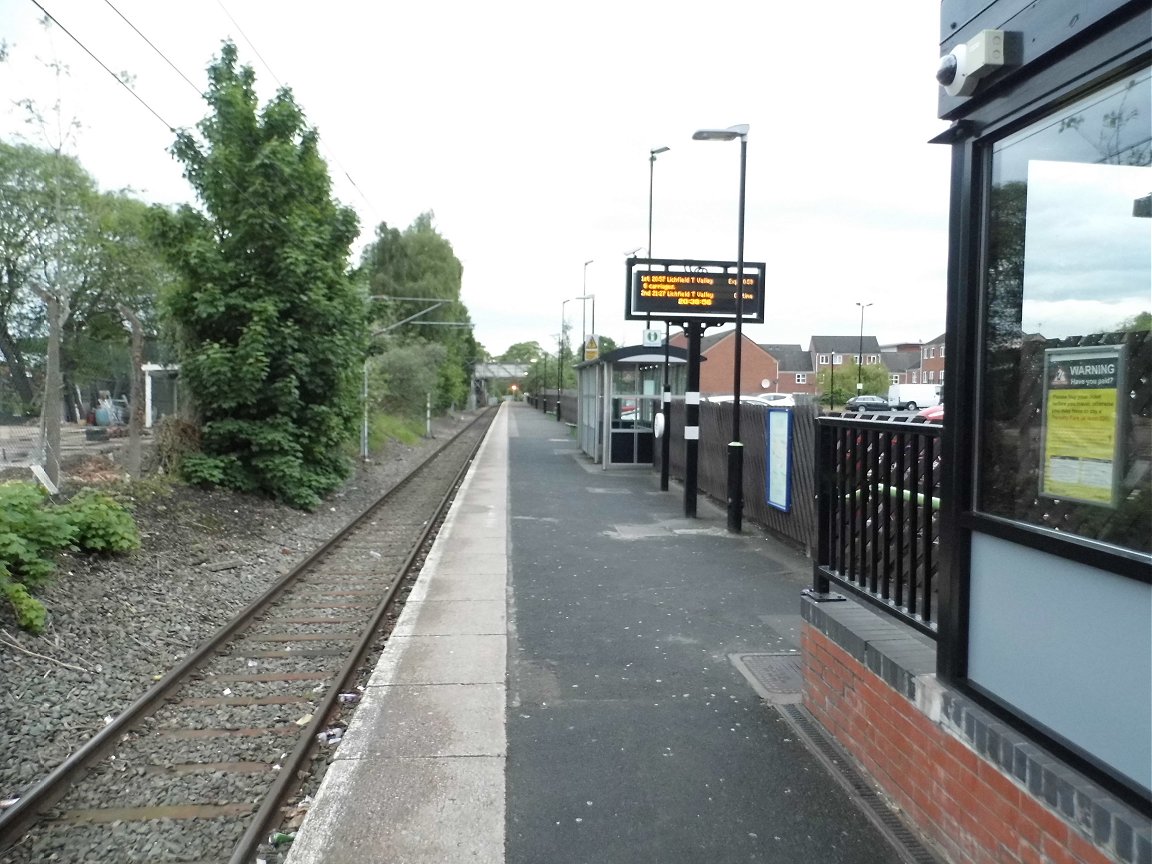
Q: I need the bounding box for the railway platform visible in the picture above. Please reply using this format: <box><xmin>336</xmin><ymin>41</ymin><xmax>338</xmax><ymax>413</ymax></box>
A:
<box><xmin>285</xmin><ymin>401</ymin><xmax>914</xmax><ymax>864</ymax></box>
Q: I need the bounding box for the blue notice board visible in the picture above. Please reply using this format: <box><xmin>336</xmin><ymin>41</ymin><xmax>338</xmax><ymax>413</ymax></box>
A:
<box><xmin>765</xmin><ymin>408</ymin><xmax>791</xmax><ymax>512</ymax></box>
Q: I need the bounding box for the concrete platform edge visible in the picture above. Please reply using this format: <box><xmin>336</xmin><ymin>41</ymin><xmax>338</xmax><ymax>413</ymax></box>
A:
<box><xmin>286</xmin><ymin>405</ymin><xmax>509</xmax><ymax>864</ymax></box>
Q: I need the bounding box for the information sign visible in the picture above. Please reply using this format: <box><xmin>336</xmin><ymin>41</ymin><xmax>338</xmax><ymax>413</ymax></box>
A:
<box><xmin>1040</xmin><ymin>345</ymin><xmax>1125</xmax><ymax>506</ymax></box>
<box><xmin>765</xmin><ymin>408</ymin><xmax>792</xmax><ymax>512</ymax></box>
<box><xmin>583</xmin><ymin>335</ymin><xmax>600</xmax><ymax>362</ymax></box>
<box><xmin>625</xmin><ymin>257</ymin><xmax>766</xmax><ymax>323</ymax></box>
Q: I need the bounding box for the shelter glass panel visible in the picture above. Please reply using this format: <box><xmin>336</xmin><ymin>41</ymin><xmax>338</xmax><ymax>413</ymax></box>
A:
<box><xmin>976</xmin><ymin>70</ymin><xmax>1151</xmax><ymax>556</ymax></box>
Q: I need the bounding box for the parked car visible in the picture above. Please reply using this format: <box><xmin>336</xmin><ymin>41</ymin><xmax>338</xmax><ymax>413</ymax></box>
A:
<box><xmin>844</xmin><ymin>394</ymin><xmax>891</xmax><ymax>412</ymax></box>
<box><xmin>887</xmin><ymin>383</ymin><xmax>942</xmax><ymax>411</ymax></box>
<box><xmin>916</xmin><ymin>403</ymin><xmax>945</xmax><ymax>422</ymax></box>
<box><xmin>753</xmin><ymin>392</ymin><xmax>796</xmax><ymax>407</ymax></box>
<box><xmin>707</xmin><ymin>394</ymin><xmax>794</xmax><ymax>408</ymax></box>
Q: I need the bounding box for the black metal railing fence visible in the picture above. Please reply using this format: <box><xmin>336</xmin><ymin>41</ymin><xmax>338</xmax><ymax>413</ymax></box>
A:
<box><xmin>812</xmin><ymin>415</ymin><xmax>942</xmax><ymax>636</ymax></box>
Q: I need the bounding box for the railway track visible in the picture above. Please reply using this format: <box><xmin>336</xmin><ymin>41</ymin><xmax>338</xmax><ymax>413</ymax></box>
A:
<box><xmin>0</xmin><ymin>407</ymin><xmax>496</xmax><ymax>864</ymax></box>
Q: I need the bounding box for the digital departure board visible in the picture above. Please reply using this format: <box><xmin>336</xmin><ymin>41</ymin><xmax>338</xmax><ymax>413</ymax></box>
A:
<box><xmin>625</xmin><ymin>258</ymin><xmax>766</xmax><ymax>323</ymax></box>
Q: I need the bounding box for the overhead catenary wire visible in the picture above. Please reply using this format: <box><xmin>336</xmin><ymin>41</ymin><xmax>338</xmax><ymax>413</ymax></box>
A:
<box><xmin>26</xmin><ymin>0</ymin><xmax>175</xmax><ymax>132</ymax></box>
<box><xmin>26</xmin><ymin>0</ymin><xmax>377</xmax><ymax>231</ymax></box>
<box><xmin>100</xmin><ymin>0</ymin><xmax>203</xmax><ymax>97</ymax></box>
<box><xmin>213</xmin><ymin>0</ymin><xmax>379</xmax><ymax>220</ymax></box>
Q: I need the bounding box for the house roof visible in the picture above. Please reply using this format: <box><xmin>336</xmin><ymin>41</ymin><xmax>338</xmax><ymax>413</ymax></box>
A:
<box><xmin>924</xmin><ymin>332</ymin><xmax>947</xmax><ymax>346</ymax></box>
<box><xmin>809</xmin><ymin>335</ymin><xmax>882</xmax><ymax>354</ymax></box>
<box><xmin>883</xmin><ymin>352</ymin><xmax>922</xmax><ymax>374</ymax></box>
<box><xmin>700</xmin><ymin>331</ymin><xmax>731</xmax><ymax>352</ymax></box>
<box><xmin>577</xmin><ymin>345</ymin><xmax>690</xmax><ymax>367</ymax></box>
<box><xmin>761</xmin><ymin>344</ymin><xmax>812</xmax><ymax>372</ymax></box>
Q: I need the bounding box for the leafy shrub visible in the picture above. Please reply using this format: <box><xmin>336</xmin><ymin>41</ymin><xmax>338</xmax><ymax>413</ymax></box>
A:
<box><xmin>0</xmin><ymin>481</ymin><xmax>141</xmax><ymax>633</ymax></box>
<box><xmin>59</xmin><ymin>488</ymin><xmax>141</xmax><ymax>553</ymax></box>
<box><xmin>3</xmin><ymin>580</ymin><xmax>46</xmax><ymax>633</ymax></box>
<box><xmin>179</xmin><ymin>453</ymin><xmax>233</xmax><ymax>487</ymax></box>
<box><xmin>0</xmin><ymin>482</ymin><xmax>77</xmax><ymax>587</ymax></box>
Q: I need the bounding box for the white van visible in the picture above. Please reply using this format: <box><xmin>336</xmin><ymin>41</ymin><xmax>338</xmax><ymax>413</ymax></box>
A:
<box><xmin>887</xmin><ymin>383</ymin><xmax>941</xmax><ymax>411</ymax></box>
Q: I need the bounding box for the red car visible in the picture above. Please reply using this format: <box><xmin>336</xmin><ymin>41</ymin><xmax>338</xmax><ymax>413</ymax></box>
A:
<box><xmin>917</xmin><ymin>403</ymin><xmax>944</xmax><ymax>422</ymax></box>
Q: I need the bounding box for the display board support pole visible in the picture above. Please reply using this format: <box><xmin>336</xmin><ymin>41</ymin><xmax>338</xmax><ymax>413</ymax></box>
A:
<box><xmin>684</xmin><ymin>321</ymin><xmax>702</xmax><ymax>518</ymax></box>
<box><xmin>660</xmin><ymin>321</ymin><xmax>671</xmax><ymax>491</ymax></box>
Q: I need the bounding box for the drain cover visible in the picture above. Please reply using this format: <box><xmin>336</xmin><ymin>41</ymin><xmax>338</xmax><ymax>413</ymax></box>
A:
<box><xmin>730</xmin><ymin>652</ymin><xmax>804</xmax><ymax>704</ymax></box>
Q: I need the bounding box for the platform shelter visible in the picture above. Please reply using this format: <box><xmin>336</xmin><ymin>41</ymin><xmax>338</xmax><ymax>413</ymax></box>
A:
<box><xmin>575</xmin><ymin>344</ymin><xmax>687</xmax><ymax>468</ymax></box>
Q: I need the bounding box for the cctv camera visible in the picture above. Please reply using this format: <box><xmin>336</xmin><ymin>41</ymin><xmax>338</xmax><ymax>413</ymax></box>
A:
<box><xmin>937</xmin><ymin>29</ymin><xmax>1005</xmax><ymax>98</ymax></box>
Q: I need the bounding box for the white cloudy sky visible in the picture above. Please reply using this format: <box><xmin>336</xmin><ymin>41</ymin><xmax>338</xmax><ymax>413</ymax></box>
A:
<box><xmin>0</xmin><ymin>0</ymin><xmax>953</xmax><ymax>357</ymax></box>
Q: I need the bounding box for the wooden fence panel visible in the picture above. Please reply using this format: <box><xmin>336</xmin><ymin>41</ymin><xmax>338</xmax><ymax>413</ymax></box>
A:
<box><xmin>657</xmin><ymin>400</ymin><xmax>818</xmax><ymax>554</ymax></box>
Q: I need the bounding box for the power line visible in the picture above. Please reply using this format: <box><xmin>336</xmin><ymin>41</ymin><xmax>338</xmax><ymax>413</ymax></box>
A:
<box><xmin>100</xmin><ymin>0</ymin><xmax>202</xmax><ymax>97</ymax></box>
<box><xmin>213</xmin><ymin>0</ymin><xmax>283</xmax><ymax>89</ymax></box>
<box><xmin>26</xmin><ymin>0</ymin><xmax>379</xmax><ymax>232</ymax></box>
<box><xmin>26</xmin><ymin>0</ymin><xmax>175</xmax><ymax>132</ymax></box>
<box><xmin>212</xmin><ymin>0</ymin><xmax>379</xmax><ymax>221</ymax></box>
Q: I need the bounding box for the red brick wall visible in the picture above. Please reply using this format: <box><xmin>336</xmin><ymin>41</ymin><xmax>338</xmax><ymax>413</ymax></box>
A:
<box><xmin>699</xmin><ymin>335</ymin><xmax>778</xmax><ymax>395</ymax></box>
<box><xmin>801</xmin><ymin>625</ymin><xmax>1115</xmax><ymax>864</ymax></box>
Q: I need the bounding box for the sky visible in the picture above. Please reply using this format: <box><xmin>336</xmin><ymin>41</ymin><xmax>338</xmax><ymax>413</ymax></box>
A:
<box><xmin>0</xmin><ymin>0</ymin><xmax>954</xmax><ymax>358</ymax></box>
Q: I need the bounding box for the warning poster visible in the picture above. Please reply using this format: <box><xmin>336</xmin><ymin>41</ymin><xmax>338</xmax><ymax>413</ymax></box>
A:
<box><xmin>1040</xmin><ymin>346</ymin><xmax>1124</xmax><ymax>506</ymax></box>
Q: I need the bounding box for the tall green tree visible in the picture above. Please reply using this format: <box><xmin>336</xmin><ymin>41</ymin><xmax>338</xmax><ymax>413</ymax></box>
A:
<box><xmin>158</xmin><ymin>42</ymin><xmax>364</xmax><ymax>509</ymax></box>
<box><xmin>61</xmin><ymin>192</ymin><xmax>175</xmax><ymax>416</ymax></box>
<box><xmin>0</xmin><ymin>140</ymin><xmax>96</xmax><ymax>409</ymax></box>
<box><xmin>817</xmin><ymin>361</ymin><xmax>890</xmax><ymax>408</ymax></box>
<box><xmin>499</xmin><ymin>341</ymin><xmax>546</xmax><ymax>363</ymax></box>
<box><xmin>358</xmin><ymin>213</ymin><xmax>476</xmax><ymax>411</ymax></box>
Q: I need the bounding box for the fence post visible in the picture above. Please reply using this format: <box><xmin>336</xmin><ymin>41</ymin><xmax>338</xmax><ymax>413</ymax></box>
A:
<box><xmin>806</xmin><ymin>417</ymin><xmax>844</xmax><ymax>602</ymax></box>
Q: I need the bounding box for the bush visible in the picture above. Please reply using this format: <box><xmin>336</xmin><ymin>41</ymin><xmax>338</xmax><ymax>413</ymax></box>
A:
<box><xmin>0</xmin><ymin>482</ymin><xmax>77</xmax><ymax>588</ymax></box>
<box><xmin>0</xmin><ymin>481</ymin><xmax>141</xmax><ymax>633</ymax></box>
<box><xmin>59</xmin><ymin>488</ymin><xmax>141</xmax><ymax>553</ymax></box>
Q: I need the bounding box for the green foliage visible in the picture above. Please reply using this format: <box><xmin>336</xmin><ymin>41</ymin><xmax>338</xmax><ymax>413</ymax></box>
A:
<box><xmin>369</xmin><ymin>340</ymin><xmax>446</xmax><ymax>418</ymax></box>
<box><xmin>358</xmin><ymin>213</ymin><xmax>475</xmax><ymax>412</ymax></box>
<box><xmin>2</xmin><ymin>581</ymin><xmax>45</xmax><ymax>634</ymax></box>
<box><xmin>498</xmin><ymin>341</ymin><xmax>546</xmax><ymax>363</ymax></box>
<box><xmin>157</xmin><ymin>42</ymin><xmax>365</xmax><ymax>510</ymax></box>
<box><xmin>0</xmin><ymin>482</ymin><xmax>76</xmax><ymax>588</ymax></box>
<box><xmin>1115</xmin><ymin>311</ymin><xmax>1151</xmax><ymax>331</ymax></box>
<box><xmin>0</xmin><ymin>140</ymin><xmax>99</xmax><ymax>409</ymax></box>
<box><xmin>0</xmin><ymin>481</ymin><xmax>143</xmax><ymax>632</ymax></box>
<box><xmin>369</xmin><ymin>412</ymin><xmax>424</xmax><ymax>451</ymax></box>
<box><xmin>816</xmin><ymin>361</ymin><xmax>890</xmax><ymax>408</ymax></box>
<box><xmin>180</xmin><ymin>452</ymin><xmax>245</xmax><ymax>489</ymax></box>
<box><xmin>58</xmin><ymin>488</ymin><xmax>140</xmax><ymax>553</ymax></box>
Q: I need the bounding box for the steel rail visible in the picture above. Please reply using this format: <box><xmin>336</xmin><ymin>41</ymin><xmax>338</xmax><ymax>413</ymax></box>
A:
<box><xmin>0</xmin><ymin>408</ymin><xmax>495</xmax><ymax>853</ymax></box>
<box><xmin>228</xmin><ymin>408</ymin><xmax>493</xmax><ymax>863</ymax></box>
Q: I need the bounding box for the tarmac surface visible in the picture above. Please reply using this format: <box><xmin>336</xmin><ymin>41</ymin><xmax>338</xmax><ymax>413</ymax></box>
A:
<box><xmin>287</xmin><ymin>402</ymin><xmax>908</xmax><ymax>863</ymax></box>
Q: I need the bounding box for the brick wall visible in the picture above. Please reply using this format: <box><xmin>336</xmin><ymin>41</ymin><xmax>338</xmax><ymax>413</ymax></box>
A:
<box><xmin>698</xmin><ymin>338</ymin><xmax>778</xmax><ymax>395</ymax></box>
<box><xmin>801</xmin><ymin>621</ymin><xmax>1140</xmax><ymax>864</ymax></box>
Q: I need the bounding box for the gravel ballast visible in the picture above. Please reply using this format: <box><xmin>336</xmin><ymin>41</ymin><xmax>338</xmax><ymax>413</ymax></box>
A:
<box><xmin>0</xmin><ymin>413</ymin><xmax>475</xmax><ymax>811</ymax></box>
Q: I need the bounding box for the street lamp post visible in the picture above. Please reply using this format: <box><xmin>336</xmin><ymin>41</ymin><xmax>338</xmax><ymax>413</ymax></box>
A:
<box><xmin>856</xmin><ymin>301</ymin><xmax>872</xmax><ymax>393</ymax></box>
<box><xmin>582</xmin><ymin>260</ymin><xmax>594</xmax><ymax>348</ymax></box>
<box><xmin>648</xmin><ymin>147</ymin><xmax>669</xmax><ymax>260</ymax></box>
<box><xmin>648</xmin><ymin>145</ymin><xmax>672</xmax><ymax>490</ymax></box>
<box><xmin>694</xmin><ymin>123</ymin><xmax>749</xmax><ymax>533</ymax></box>
<box><xmin>558</xmin><ymin>296</ymin><xmax>583</xmax><ymax>421</ymax></box>
<box><xmin>557</xmin><ymin>305</ymin><xmax>565</xmax><ymax>421</ymax></box>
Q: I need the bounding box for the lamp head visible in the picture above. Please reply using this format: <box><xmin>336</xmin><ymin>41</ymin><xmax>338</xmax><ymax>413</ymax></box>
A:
<box><xmin>693</xmin><ymin>124</ymin><xmax>749</xmax><ymax>141</ymax></box>
<box><xmin>650</xmin><ymin>145</ymin><xmax>670</xmax><ymax>156</ymax></box>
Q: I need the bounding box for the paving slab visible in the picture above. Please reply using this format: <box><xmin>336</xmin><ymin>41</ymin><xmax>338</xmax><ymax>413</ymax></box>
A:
<box><xmin>368</xmin><ymin>633</ymin><xmax>507</xmax><ymax>686</ymax></box>
<box><xmin>505</xmin><ymin>404</ymin><xmax>906</xmax><ymax>864</ymax></box>
<box><xmin>337</xmin><ymin>682</ymin><xmax>505</xmax><ymax>759</ymax></box>
<box><xmin>284</xmin><ymin>756</ymin><xmax>504</xmax><ymax>864</ymax></box>
<box><xmin>391</xmin><ymin>598</ymin><xmax>506</xmax><ymax>637</ymax></box>
<box><xmin>407</xmin><ymin>568</ymin><xmax>506</xmax><ymax>602</ymax></box>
